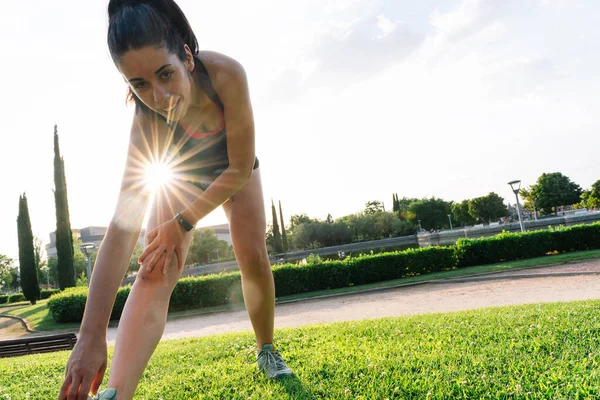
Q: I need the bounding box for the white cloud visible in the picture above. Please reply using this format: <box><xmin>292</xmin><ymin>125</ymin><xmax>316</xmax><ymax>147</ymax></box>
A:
<box><xmin>376</xmin><ymin>14</ymin><xmax>397</xmax><ymax>37</ymax></box>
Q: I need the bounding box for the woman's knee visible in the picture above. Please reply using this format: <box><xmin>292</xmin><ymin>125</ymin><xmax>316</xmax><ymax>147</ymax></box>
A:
<box><xmin>236</xmin><ymin>245</ymin><xmax>271</xmax><ymax>278</ymax></box>
<box><xmin>135</xmin><ymin>252</ymin><xmax>182</xmax><ymax>290</ymax></box>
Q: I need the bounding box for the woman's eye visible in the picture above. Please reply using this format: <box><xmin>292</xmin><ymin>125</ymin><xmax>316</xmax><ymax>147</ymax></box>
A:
<box><xmin>162</xmin><ymin>71</ymin><xmax>173</xmax><ymax>80</ymax></box>
<box><xmin>134</xmin><ymin>82</ymin><xmax>145</xmax><ymax>90</ymax></box>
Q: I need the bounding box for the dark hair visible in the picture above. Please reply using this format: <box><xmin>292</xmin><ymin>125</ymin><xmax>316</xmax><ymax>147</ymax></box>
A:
<box><xmin>107</xmin><ymin>0</ymin><xmax>199</xmax><ymax>108</ymax></box>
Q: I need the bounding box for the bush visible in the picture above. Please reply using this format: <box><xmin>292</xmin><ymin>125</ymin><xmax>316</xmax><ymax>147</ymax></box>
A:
<box><xmin>8</xmin><ymin>293</ymin><xmax>25</xmax><ymax>304</ymax></box>
<box><xmin>40</xmin><ymin>289</ymin><xmax>61</xmax><ymax>300</ymax></box>
<box><xmin>46</xmin><ymin>247</ymin><xmax>456</xmax><ymax>323</ymax></box>
<box><xmin>455</xmin><ymin>222</ymin><xmax>600</xmax><ymax>267</ymax></box>
<box><xmin>0</xmin><ymin>295</ymin><xmax>8</xmax><ymax>305</ymax></box>
<box><xmin>47</xmin><ymin>287</ymin><xmax>88</xmax><ymax>323</ymax></box>
<box><xmin>45</xmin><ymin>222</ymin><xmax>600</xmax><ymax>324</ymax></box>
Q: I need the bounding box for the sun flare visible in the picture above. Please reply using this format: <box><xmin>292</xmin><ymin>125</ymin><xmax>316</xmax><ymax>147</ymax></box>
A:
<box><xmin>144</xmin><ymin>162</ymin><xmax>173</xmax><ymax>190</ymax></box>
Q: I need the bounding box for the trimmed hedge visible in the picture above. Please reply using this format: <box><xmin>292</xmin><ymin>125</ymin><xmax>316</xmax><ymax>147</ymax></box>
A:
<box><xmin>455</xmin><ymin>222</ymin><xmax>600</xmax><ymax>267</ymax></box>
<box><xmin>41</xmin><ymin>289</ymin><xmax>61</xmax><ymax>300</ymax></box>
<box><xmin>8</xmin><ymin>293</ymin><xmax>25</xmax><ymax>304</ymax></box>
<box><xmin>47</xmin><ymin>246</ymin><xmax>456</xmax><ymax>323</ymax></box>
<box><xmin>0</xmin><ymin>289</ymin><xmax>61</xmax><ymax>306</ymax></box>
<box><xmin>46</xmin><ymin>222</ymin><xmax>600</xmax><ymax>324</ymax></box>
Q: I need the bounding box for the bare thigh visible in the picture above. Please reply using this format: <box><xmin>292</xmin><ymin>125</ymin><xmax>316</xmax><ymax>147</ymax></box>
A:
<box><xmin>135</xmin><ymin>181</ymin><xmax>205</xmax><ymax>287</ymax></box>
<box><xmin>221</xmin><ymin>168</ymin><xmax>269</xmax><ymax>270</ymax></box>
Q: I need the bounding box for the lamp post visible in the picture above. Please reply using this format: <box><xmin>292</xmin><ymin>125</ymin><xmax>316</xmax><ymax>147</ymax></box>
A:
<box><xmin>508</xmin><ymin>180</ymin><xmax>525</xmax><ymax>233</ymax></box>
<box><xmin>418</xmin><ymin>219</ymin><xmax>422</xmax><ymax>233</ymax></box>
<box><xmin>447</xmin><ymin>214</ymin><xmax>453</xmax><ymax>230</ymax></box>
<box><xmin>80</xmin><ymin>243</ymin><xmax>96</xmax><ymax>285</ymax></box>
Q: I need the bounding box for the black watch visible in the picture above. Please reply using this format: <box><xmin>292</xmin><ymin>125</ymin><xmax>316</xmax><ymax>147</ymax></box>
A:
<box><xmin>174</xmin><ymin>212</ymin><xmax>194</xmax><ymax>232</ymax></box>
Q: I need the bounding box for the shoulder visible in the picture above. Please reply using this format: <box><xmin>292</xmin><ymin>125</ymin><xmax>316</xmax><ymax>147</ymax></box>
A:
<box><xmin>196</xmin><ymin>51</ymin><xmax>248</xmax><ymax>94</ymax></box>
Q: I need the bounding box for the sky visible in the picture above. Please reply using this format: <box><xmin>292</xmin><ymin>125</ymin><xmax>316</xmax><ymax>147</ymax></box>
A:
<box><xmin>0</xmin><ymin>0</ymin><xmax>598</xmax><ymax>261</ymax></box>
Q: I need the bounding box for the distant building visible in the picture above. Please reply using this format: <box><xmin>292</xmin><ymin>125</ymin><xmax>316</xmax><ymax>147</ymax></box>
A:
<box><xmin>45</xmin><ymin>223</ymin><xmax>232</xmax><ymax>257</ymax></box>
<box><xmin>205</xmin><ymin>223</ymin><xmax>232</xmax><ymax>245</ymax></box>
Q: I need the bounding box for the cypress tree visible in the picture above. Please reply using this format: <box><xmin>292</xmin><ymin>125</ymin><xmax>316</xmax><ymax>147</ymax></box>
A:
<box><xmin>279</xmin><ymin>200</ymin><xmax>288</xmax><ymax>252</ymax></box>
<box><xmin>53</xmin><ymin>125</ymin><xmax>75</xmax><ymax>289</ymax></box>
<box><xmin>271</xmin><ymin>200</ymin><xmax>283</xmax><ymax>253</ymax></box>
<box><xmin>17</xmin><ymin>194</ymin><xmax>40</xmax><ymax>304</ymax></box>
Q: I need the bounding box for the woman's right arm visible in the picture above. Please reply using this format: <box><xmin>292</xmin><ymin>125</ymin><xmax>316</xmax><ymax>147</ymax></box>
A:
<box><xmin>78</xmin><ymin>111</ymin><xmax>153</xmax><ymax>338</ymax></box>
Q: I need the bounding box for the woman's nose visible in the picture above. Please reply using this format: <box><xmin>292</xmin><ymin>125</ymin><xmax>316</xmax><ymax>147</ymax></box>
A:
<box><xmin>153</xmin><ymin>84</ymin><xmax>170</xmax><ymax>107</ymax></box>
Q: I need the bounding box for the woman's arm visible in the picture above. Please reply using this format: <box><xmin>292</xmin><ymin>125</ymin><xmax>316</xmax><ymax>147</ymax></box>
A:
<box><xmin>179</xmin><ymin>56</ymin><xmax>256</xmax><ymax>225</ymax></box>
<box><xmin>79</xmin><ymin>112</ymin><xmax>153</xmax><ymax>338</ymax></box>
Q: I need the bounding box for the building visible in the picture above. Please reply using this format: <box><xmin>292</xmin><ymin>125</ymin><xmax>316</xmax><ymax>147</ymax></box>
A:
<box><xmin>45</xmin><ymin>223</ymin><xmax>232</xmax><ymax>257</ymax></box>
<box><xmin>205</xmin><ymin>223</ymin><xmax>233</xmax><ymax>245</ymax></box>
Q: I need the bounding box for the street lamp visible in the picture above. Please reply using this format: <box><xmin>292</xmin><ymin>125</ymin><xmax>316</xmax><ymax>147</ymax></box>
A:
<box><xmin>80</xmin><ymin>243</ymin><xmax>96</xmax><ymax>285</ymax></box>
<box><xmin>447</xmin><ymin>214</ymin><xmax>453</xmax><ymax>230</ymax></box>
<box><xmin>508</xmin><ymin>180</ymin><xmax>525</xmax><ymax>233</ymax></box>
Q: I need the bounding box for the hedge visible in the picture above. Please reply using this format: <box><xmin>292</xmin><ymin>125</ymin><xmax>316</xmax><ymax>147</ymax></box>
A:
<box><xmin>47</xmin><ymin>246</ymin><xmax>455</xmax><ymax>323</ymax></box>
<box><xmin>8</xmin><ymin>293</ymin><xmax>25</xmax><ymax>304</ymax></box>
<box><xmin>46</xmin><ymin>222</ymin><xmax>600</xmax><ymax>324</ymax></box>
<box><xmin>455</xmin><ymin>222</ymin><xmax>600</xmax><ymax>267</ymax></box>
<box><xmin>0</xmin><ymin>289</ymin><xmax>62</xmax><ymax>306</ymax></box>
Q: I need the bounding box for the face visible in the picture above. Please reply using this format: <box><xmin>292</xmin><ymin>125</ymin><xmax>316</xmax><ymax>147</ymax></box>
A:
<box><xmin>118</xmin><ymin>45</ymin><xmax>195</xmax><ymax>120</ymax></box>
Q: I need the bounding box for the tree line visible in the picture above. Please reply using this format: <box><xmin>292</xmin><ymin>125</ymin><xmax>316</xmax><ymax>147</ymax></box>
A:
<box><xmin>266</xmin><ymin>172</ymin><xmax>600</xmax><ymax>254</ymax></box>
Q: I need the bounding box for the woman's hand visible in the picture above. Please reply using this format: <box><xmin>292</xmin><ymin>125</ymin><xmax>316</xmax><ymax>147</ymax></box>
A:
<box><xmin>58</xmin><ymin>335</ymin><xmax>107</xmax><ymax>400</ymax></box>
<box><xmin>138</xmin><ymin>219</ymin><xmax>185</xmax><ymax>275</ymax></box>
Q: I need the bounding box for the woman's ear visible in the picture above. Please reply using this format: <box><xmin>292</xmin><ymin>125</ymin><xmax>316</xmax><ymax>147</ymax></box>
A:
<box><xmin>184</xmin><ymin>44</ymin><xmax>195</xmax><ymax>72</ymax></box>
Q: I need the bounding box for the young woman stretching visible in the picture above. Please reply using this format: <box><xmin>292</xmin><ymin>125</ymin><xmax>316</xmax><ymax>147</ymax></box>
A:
<box><xmin>58</xmin><ymin>1</ymin><xmax>292</xmax><ymax>399</ymax></box>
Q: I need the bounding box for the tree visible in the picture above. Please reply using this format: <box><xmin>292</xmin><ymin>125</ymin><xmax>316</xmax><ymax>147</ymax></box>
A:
<box><xmin>271</xmin><ymin>200</ymin><xmax>283</xmax><ymax>253</ymax></box>
<box><xmin>278</xmin><ymin>201</ymin><xmax>288</xmax><ymax>252</ymax></box>
<box><xmin>188</xmin><ymin>228</ymin><xmax>231</xmax><ymax>265</ymax></box>
<box><xmin>529</xmin><ymin>172</ymin><xmax>583</xmax><ymax>215</ymax></box>
<box><xmin>289</xmin><ymin>214</ymin><xmax>314</xmax><ymax>233</ymax></box>
<box><xmin>582</xmin><ymin>180</ymin><xmax>600</xmax><ymax>209</ymax></box>
<box><xmin>392</xmin><ymin>193</ymin><xmax>400</xmax><ymax>213</ymax></box>
<box><xmin>408</xmin><ymin>197</ymin><xmax>453</xmax><ymax>231</ymax></box>
<box><xmin>17</xmin><ymin>194</ymin><xmax>40</xmax><ymax>304</ymax></box>
<box><xmin>364</xmin><ymin>200</ymin><xmax>385</xmax><ymax>214</ymax></box>
<box><xmin>0</xmin><ymin>255</ymin><xmax>16</xmax><ymax>292</ymax></box>
<box><xmin>33</xmin><ymin>236</ymin><xmax>48</xmax><ymax>287</ymax></box>
<box><xmin>452</xmin><ymin>200</ymin><xmax>476</xmax><ymax>227</ymax></box>
<box><xmin>468</xmin><ymin>192</ymin><xmax>508</xmax><ymax>224</ymax></box>
<box><xmin>54</xmin><ymin>125</ymin><xmax>76</xmax><ymax>289</ymax></box>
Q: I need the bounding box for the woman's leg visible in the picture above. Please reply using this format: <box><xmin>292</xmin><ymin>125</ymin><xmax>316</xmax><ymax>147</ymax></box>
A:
<box><xmin>105</xmin><ymin>183</ymin><xmax>203</xmax><ymax>400</ymax></box>
<box><xmin>222</xmin><ymin>168</ymin><xmax>275</xmax><ymax>349</ymax></box>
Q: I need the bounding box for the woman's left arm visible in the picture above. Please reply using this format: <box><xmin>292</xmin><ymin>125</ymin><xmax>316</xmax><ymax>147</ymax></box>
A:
<box><xmin>180</xmin><ymin>57</ymin><xmax>256</xmax><ymax>224</ymax></box>
<box><xmin>139</xmin><ymin>57</ymin><xmax>256</xmax><ymax>273</ymax></box>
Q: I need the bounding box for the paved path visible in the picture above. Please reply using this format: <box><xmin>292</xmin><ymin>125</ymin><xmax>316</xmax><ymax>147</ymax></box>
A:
<box><xmin>2</xmin><ymin>261</ymin><xmax>600</xmax><ymax>345</ymax></box>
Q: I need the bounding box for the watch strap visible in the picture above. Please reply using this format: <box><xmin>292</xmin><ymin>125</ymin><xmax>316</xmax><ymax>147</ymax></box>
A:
<box><xmin>174</xmin><ymin>212</ymin><xmax>194</xmax><ymax>232</ymax></box>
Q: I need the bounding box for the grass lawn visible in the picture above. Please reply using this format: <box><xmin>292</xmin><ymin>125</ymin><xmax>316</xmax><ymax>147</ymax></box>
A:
<box><xmin>1</xmin><ymin>299</ymin><xmax>599</xmax><ymax>399</ymax></box>
<box><xmin>3</xmin><ymin>249</ymin><xmax>600</xmax><ymax>332</ymax></box>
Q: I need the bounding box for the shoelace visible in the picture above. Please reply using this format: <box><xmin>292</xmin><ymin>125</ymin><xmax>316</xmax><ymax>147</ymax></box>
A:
<box><xmin>246</xmin><ymin>348</ymin><xmax>286</xmax><ymax>370</ymax></box>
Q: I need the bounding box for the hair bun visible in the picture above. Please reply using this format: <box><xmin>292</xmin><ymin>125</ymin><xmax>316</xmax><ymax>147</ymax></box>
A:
<box><xmin>108</xmin><ymin>0</ymin><xmax>158</xmax><ymax>18</ymax></box>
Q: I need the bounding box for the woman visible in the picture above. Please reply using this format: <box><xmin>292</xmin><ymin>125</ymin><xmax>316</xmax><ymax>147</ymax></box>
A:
<box><xmin>58</xmin><ymin>1</ymin><xmax>292</xmax><ymax>399</ymax></box>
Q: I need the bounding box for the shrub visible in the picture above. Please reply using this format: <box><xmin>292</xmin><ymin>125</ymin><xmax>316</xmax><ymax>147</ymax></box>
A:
<box><xmin>45</xmin><ymin>222</ymin><xmax>600</xmax><ymax>324</ymax></box>
<box><xmin>0</xmin><ymin>295</ymin><xmax>8</xmax><ymax>305</ymax></box>
<box><xmin>8</xmin><ymin>293</ymin><xmax>25</xmax><ymax>304</ymax></box>
<box><xmin>40</xmin><ymin>289</ymin><xmax>61</xmax><ymax>300</ymax></box>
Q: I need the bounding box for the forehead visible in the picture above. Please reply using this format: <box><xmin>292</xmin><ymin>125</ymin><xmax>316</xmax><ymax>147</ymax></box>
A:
<box><xmin>118</xmin><ymin>46</ymin><xmax>177</xmax><ymax>79</ymax></box>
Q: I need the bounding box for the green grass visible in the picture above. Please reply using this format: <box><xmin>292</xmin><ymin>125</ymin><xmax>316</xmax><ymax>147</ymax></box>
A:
<box><xmin>1</xmin><ymin>300</ymin><xmax>600</xmax><ymax>399</ymax></box>
<box><xmin>3</xmin><ymin>249</ymin><xmax>600</xmax><ymax>332</ymax></box>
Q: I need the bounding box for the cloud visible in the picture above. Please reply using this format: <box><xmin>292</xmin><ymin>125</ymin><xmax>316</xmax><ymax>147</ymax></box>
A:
<box><xmin>430</xmin><ymin>0</ymin><xmax>514</xmax><ymax>44</ymax></box>
<box><xmin>482</xmin><ymin>57</ymin><xmax>568</xmax><ymax>98</ymax></box>
<box><xmin>265</xmin><ymin>12</ymin><xmax>423</xmax><ymax>101</ymax></box>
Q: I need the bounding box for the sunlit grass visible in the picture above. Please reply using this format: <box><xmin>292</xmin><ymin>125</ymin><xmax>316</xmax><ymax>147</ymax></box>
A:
<box><xmin>1</xmin><ymin>300</ymin><xmax>599</xmax><ymax>399</ymax></box>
